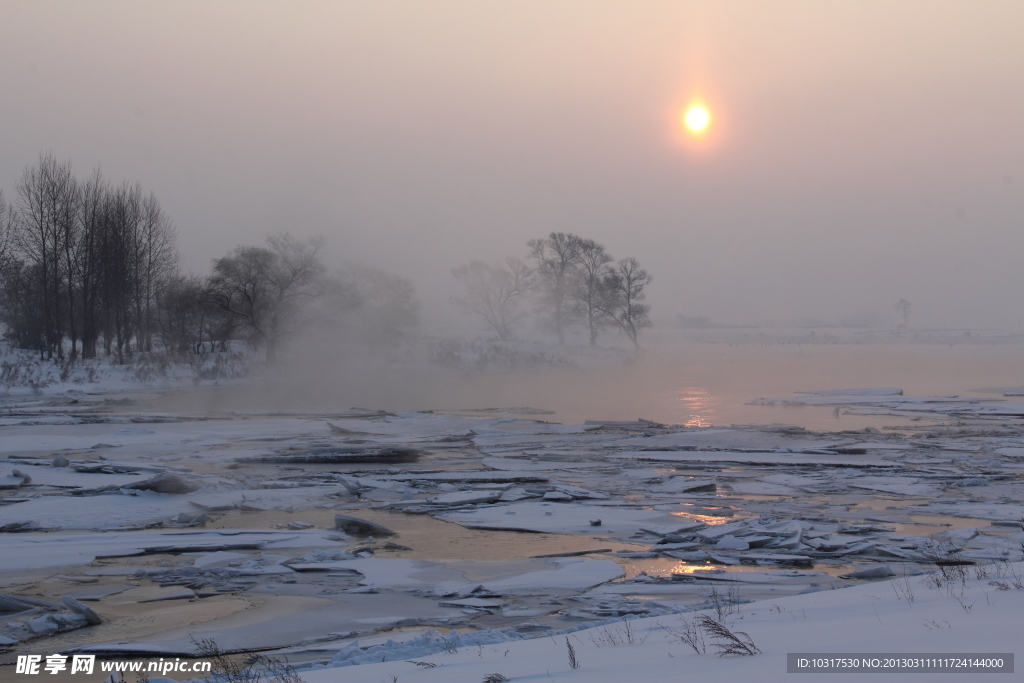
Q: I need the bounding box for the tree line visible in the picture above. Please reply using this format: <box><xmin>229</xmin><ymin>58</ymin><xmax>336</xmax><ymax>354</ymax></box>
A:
<box><xmin>0</xmin><ymin>156</ymin><xmax>651</xmax><ymax>361</ymax></box>
<box><xmin>0</xmin><ymin>155</ymin><xmax>176</xmax><ymax>360</ymax></box>
<box><xmin>451</xmin><ymin>233</ymin><xmax>653</xmax><ymax>347</ymax></box>
<box><xmin>0</xmin><ymin>154</ymin><xmax>418</xmax><ymax>362</ymax></box>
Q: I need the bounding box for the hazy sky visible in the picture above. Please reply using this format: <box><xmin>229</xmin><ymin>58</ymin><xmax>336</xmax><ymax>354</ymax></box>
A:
<box><xmin>2</xmin><ymin>1</ymin><xmax>1022</xmax><ymax>329</ymax></box>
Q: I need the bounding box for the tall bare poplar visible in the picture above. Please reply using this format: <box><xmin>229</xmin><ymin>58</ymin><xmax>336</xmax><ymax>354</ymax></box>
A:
<box><xmin>136</xmin><ymin>193</ymin><xmax>178</xmax><ymax>351</ymax></box>
<box><xmin>14</xmin><ymin>154</ymin><xmax>77</xmax><ymax>359</ymax></box>
<box><xmin>76</xmin><ymin>171</ymin><xmax>107</xmax><ymax>358</ymax></box>
<box><xmin>0</xmin><ymin>190</ymin><xmax>12</xmax><ymax>265</ymax></box>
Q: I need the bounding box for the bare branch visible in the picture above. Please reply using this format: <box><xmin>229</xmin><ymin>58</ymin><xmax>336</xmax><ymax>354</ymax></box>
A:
<box><xmin>451</xmin><ymin>258</ymin><xmax>533</xmax><ymax>341</ymax></box>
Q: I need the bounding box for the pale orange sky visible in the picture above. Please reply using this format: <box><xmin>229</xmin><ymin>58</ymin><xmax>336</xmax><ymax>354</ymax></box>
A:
<box><xmin>1</xmin><ymin>1</ymin><xmax>1022</xmax><ymax>329</ymax></box>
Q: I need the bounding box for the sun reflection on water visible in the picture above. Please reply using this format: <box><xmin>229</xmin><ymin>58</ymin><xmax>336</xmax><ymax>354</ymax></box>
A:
<box><xmin>675</xmin><ymin>386</ymin><xmax>717</xmax><ymax>427</ymax></box>
<box><xmin>669</xmin><ymin>511</ymin><xmax>735</xmax><ymax>526</ymax></box>
<box><xmin>619</xmin><ymin>557</ymin><xmax>854</xmax><ymax>579</ymax></box>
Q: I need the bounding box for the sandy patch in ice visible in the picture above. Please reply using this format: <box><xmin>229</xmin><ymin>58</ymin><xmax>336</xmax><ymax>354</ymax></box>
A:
<box><xmin>11</xmin><ymin>580</ymin><xmax>252</xmax><ymax>652</ymax></box>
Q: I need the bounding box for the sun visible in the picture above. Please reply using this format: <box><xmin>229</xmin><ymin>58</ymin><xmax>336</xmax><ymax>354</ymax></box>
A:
<box><xmin>684</xmin><ymin>105</ymin><xmax>710</xmax><ymax>133</ymax></box>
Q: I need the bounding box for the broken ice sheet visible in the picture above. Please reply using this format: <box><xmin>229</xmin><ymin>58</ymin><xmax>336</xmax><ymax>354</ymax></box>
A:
<box><xmin>0</xmin><ymin>462</ymin><xmax>145</xmax><ymax>488</ymax></box>
<box><xmin>0</xmin><ymin>529</ymin><xmax>341</xmax><ymax>571</ymax></box>
<box><xmin>290</xmin><ymin>558</ymin><xmax>469</xmax><ymax>590</ymax></box>
<box><xmin>429</xmin><ymin>490</ymin><xmax>503</xmax><ymax>505</ymax></box>
<box><xmin>650</xmin><ymin>477</ymin><xmax>717</xmax><ymax>494</ymax></box>
<box><xmin>481</xmin><ymin>456</ymin><xmax>597</xmax><ymax>471</ymax></box>
<box><xmin>610</xmin><ymin>450</ymin><xmax>896</xmax><ymax>467</ymax></box>
<box><xmin>0</xmin><ymin>493</ymin><xmax>193</xmax><ymax>531</ymax></box>
<box><xmin>728</xmin><ymin>482</ymin><xmax>801</xmax><ymax>496</ymax></box>
<box><xmin>3</xmin><ymin>382</ymin><xmax>1024</xmax><ymax>674</ymax></box>
<box><xmin>844</xmin><ymin>476</ymin><xmax>936</xmax><ymax>496</ymax></box>
<box><xmin>288</xmin><ymin>556</ymin><xmax>623</xmax><ymax>592</ymax></box>
<box><xmin>478</xmin><ymin>557</ymin><xmax>624</xmax><ymax>591</ymax></box>
<box><xmin>440</xmin><ymin>501</ymin><xmax>704</xmax><ymax>537</ymax></box>
<box><xmin>75</xmin><ymin>593</ymin><xmax>470</xmax><ymax>656</ymax></box>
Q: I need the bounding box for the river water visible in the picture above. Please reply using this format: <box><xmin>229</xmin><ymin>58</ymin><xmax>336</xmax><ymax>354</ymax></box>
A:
<box><xmin>157</xmin><ymin>333</ymin><xmax>1024</xmax><ymax>432</ymax></box>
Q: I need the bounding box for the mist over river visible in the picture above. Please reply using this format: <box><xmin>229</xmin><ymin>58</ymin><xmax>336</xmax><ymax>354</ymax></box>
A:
<box><xmin>154</xmin><ymin>331</ymin><xmax>1024</xmax><ymax>431</ymax></box>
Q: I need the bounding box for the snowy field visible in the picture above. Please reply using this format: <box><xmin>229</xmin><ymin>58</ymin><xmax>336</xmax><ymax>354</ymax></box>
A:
<box><xmin>1</xmin><ymin>339</ymin><xmax>1023</xmax><ymax>681</ymax></box>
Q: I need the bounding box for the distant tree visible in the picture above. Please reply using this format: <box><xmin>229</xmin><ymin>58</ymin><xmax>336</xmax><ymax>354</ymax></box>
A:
<box><xmin>208</xmin><ymin>234</ymin><xmax>325</xmax><ymax>362</ymax></box>
<box><xmin>528</xmin><ymin>232</ymin><xmax>583</xmax><ymax>345</ymax></box>
<box><xmin>99</xmin><ymin>183</ymin><xmax>143</xmax><ymax>361</ymax></box>
<box><xmin>334</xmin><ymin>263</ymin><xmax>420</xmax><ymax>346</ymax></box>
<box><xmin>572</xmin><ymin>238</ymin><xmax>615</xmax><ymax>346</ymax></box>
<box><xmin>134</xmin><ymin>192</ymin><xmax>179</xmax><ymax>352</ymax></box>
<box><xmin>451</xmin><ymin>258</ymin><xmax>533</xmax><ymax>341</ymax></box>
<box><xmin>156</xmin><ymin>274</ymin><xmax>223</xmax><ymax>354</ymax></box>
<box><xmin>603</xmin><ymin>257</ymin><xmax>652</xmax><ymax>349</ymax></box>
<box><xmin>894</xmin><ymin>299</ymin><xmax>912</xmax><ymax>327</ymax></box>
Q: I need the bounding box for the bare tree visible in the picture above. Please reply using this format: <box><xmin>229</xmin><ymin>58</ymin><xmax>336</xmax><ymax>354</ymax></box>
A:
<box><xmin>209</xmin><ymin>246</ymin><xmax>273</xmax><ymax>346</ymax></box>
<box><xmin>262</xmin><ymin>233</ymin><xmax>326</xmax><ymax>360</ymax></box>
<box><xmin>1</xmin><ymin>159</ymin><xmax>183</xmax><ymax>360</ymax></box>
<box><xmin>135</xmin><ymin>193</ymin><xmax>178</xmax><ymax>351</ymax></box>
<box><xmin>894</xmin><ymin>299</ymin><xmax>912</xmax><ymax>327</ymax></box>
<box><xmin>0</xmin><ymin>191</ymin><xmax>13</xmax><ymax>273</ymax></box>
<box><xmin>156</xmin><ymin>274</ymin><xmax>223</xmax><ymax>354</ymax></box>
<box><xmin>0</xmin><ymin>257</ymin><xmax>45</xmax><ymax>350</ymax></box>
<box><xmin>451</xmin><ymin>258</ymin><xmax>533</xmax><ymax>341</ymax></box>
<box><xmin>14</xmin><ymin>154</ymin><xmax>78</xmax><ymax>359</ymax></box>
<box><xmin>572</xmin><ymin>238</ymin><xmax>615</xmax><ymax>346</ymax></box>
<box><xmin>209</xmin><ymin>234</ymin><xmax>325</xmax><ymax>362</ymax></box>
<box><xmin>76</xmin><ymin>170</ymin><xmax>106</xmax><ymax>358</ymax></box>
<box><xmin>528</xmin><ymin>232</ymin><xmax>582</xmax><ymax>345</ymax></box>
<box><xmin>0</xmin><ymin>192</ymin><xmax>19</xmax><ymax>343</ymax></box>
<box><xmin>603</xmin><ymin>257</ymin><xmax>652</xmax><ymax>349</ymax></box>
<box><xmin>56</xmin><ymin>174</ymin><xmax>81</xmax><ymax>359</ymax></box>
<box><xmin>100</xmin><ymin>182</ymin><xmax>143</xmax><ymax>360</ymax></box>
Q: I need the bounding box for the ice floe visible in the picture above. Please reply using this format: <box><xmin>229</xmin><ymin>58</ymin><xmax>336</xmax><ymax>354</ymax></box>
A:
<box><xmin>4</xmin><ymin>382</ymin><xmax>1024</xmax><ymax>674</ymax></box>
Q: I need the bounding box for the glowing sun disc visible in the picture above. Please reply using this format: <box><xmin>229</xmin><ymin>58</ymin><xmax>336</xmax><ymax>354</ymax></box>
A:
<box><xmin>684</xmin><ymin>106</ymin><xmax>710</xmax><ymax>133</ymax></box>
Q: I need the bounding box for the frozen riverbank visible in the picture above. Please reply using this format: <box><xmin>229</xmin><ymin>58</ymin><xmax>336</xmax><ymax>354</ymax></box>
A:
<box><xmin>1</xmin><ymin>366</ymin><xmax>1023</xmax><ymax>680</ymax></box>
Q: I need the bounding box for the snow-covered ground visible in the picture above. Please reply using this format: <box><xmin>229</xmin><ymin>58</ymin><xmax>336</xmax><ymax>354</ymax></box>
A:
<box><xmin>1</xmin><ymin>348</ymin><xmax>1023</xmax><ymax>681</ymax></box>
<box><xmin>0</xmin><ymin>342</ymin><xmax>255</xmax><ymax>398</ymax></box>
<box><xmin>295</xmin><ymin>567</ymin><xmax>1024</xmax><ymax>683</ymax></box>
